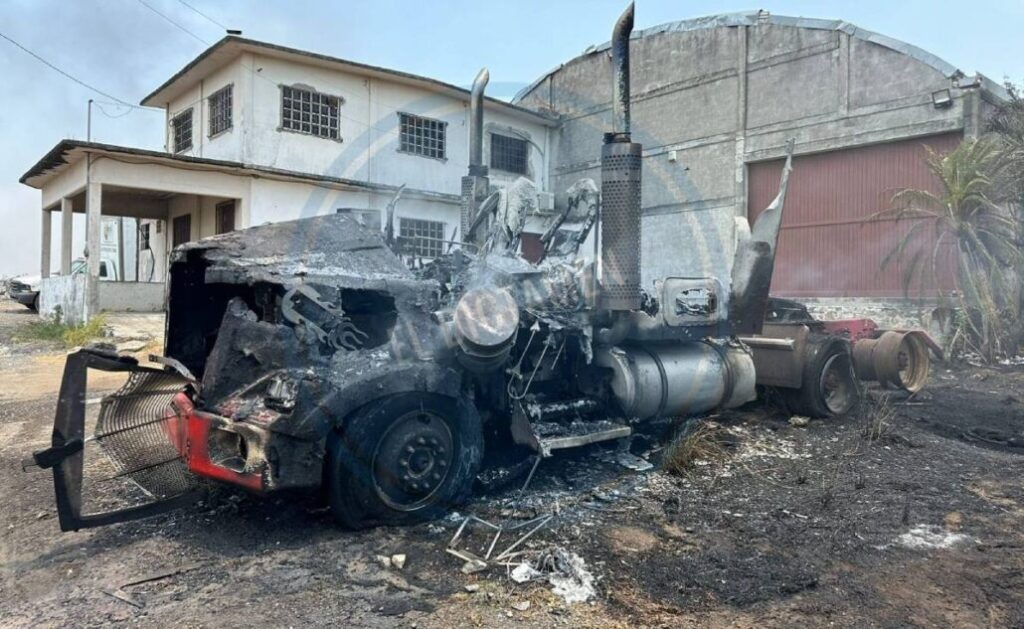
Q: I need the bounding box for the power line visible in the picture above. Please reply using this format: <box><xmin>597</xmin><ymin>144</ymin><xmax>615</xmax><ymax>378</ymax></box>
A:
<box><xmin>177</xmin><ymin>0</ymin><xmax>228</xmax><ymax>31</ymax></box>
<box><xmin>94</xmin><ymin>102</ymin><xmax>136</xmax><ymax>119</ymax></box>
<box><xmin>136</xmin><ymin>0</ymin><xmax>210</xmax><ymax>46</ymax></box>
<box><xmin>0</xmin><ymin>30</ymin><xmax>136</xmax><ymax>107</ymax></box>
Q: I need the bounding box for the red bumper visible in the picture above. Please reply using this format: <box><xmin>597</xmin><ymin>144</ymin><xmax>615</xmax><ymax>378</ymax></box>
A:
<box><xmin>167</xmin><ymin>393</ymin><xmax>265</xmax><ymax>492</ymax></box>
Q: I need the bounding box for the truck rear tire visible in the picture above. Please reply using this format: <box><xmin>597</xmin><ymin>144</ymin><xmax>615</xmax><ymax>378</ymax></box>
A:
<box><xmin>325</xmin><ymin>392</ymin><xmax>483</xmax><ymax>529</ymax></box>
<box><xmin>784</xmin><ymin>336</ymin><xmax>859</xmax><ymax>418</ymax></box>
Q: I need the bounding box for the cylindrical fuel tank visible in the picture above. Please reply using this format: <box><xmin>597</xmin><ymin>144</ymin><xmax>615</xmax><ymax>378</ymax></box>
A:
<box><xmin>593</xmin><ymin>342</ymin><xmax>756</xmax><ymax>420</ymax></box>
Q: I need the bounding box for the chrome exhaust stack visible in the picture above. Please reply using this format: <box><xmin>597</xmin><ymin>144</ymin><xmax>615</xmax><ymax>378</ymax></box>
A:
<box><xmin>600</xmin><ymin>2</ymin><xmax>642</xmax><ymax>311</ymax></box>
<box><xmin>461</xmin><ymin>68</ymin><xmax>490</xmax><ymax>247</ymax></box>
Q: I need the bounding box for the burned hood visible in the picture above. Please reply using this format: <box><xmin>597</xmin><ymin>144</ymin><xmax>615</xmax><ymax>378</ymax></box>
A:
<box><xmin>175</xmin><ymin>213</ymin><xmax>416</xmax><ymax>288</ymax></box>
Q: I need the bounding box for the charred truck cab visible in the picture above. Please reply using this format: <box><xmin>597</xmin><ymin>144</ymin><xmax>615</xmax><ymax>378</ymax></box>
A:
<box><xmin>31</xmin><ymin>4</ymin><xmax>858</xmax><ymax>531</ymax></box>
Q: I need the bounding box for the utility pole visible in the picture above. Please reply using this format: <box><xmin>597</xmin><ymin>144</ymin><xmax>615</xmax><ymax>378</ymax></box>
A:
<box><xmin>87</xmin><ymin>98</ymin><xmax>93</xmax><ymax>141</ymax></box>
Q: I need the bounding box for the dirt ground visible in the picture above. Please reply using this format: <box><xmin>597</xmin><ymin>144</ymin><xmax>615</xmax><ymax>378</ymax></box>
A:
<box><xmin>1</xmin><ymin>297</ymin><xmax>1022</xmax><ymax>628</ymax></box>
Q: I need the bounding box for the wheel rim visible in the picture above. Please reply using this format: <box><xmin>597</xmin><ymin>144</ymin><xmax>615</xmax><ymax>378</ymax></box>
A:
<box><xmin>371</xmin><ymin>409</ymin><xmax>454</xmax><ymax>511</ymax></box>
<box><xmin>820</xmin><ymin>352</ymin><xmax>855</xmax><ymax>415</ymax></box>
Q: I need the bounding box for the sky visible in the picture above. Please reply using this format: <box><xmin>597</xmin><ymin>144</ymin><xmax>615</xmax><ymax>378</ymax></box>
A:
<box><xmin>1</xmin><ymin>0</ymin><xmax>1022</xmax><ymax>277</ymax></box>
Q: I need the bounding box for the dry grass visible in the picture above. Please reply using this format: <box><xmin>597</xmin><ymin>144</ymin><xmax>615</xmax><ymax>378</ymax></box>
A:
<box><xmin>862</xmin><ymin>394</ymin><xmax>898</xmax><ymax>442</ymax></box>
<box><xmin>16</xmin><ymin>314</ymin><xmax>108</xmax><ymax>348</ymax></box>
<box><xmin>662</xmin><ymin>421</ymin><xmax>729</xmax><ymax>476</ymax></box>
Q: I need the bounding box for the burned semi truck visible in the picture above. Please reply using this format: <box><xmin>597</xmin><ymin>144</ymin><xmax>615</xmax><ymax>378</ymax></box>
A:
<box><xmin>31</xmin><ymin>4</ymin><xmax>863</xmax><ymax>531</ymax></box>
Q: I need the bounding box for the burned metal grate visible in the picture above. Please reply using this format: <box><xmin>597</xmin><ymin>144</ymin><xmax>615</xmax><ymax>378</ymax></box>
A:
<box><xmin>95</xmin><ymin>371</ymin><xmax>198</xmax><ymax>499</ymax></box>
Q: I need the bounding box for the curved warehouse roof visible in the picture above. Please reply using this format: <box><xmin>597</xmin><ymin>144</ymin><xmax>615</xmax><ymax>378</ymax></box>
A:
<box><xmin>513</xmin><ymin>10</ymin><xmax>1008</xmax><ymax>104</ymax></box>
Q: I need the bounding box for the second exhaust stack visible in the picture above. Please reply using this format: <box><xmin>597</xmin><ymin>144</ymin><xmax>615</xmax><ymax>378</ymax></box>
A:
<box><xmin>600</xmin><ymin>3</ymin><xmax>642</xmax><ymax>311</ymax></box>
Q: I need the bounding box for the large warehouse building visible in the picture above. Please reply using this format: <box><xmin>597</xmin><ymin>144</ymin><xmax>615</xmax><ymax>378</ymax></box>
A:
<box><xmin>514</xmin><ymin>11</ymin><xmax>1007</xmax><ymax>314</ymax></box>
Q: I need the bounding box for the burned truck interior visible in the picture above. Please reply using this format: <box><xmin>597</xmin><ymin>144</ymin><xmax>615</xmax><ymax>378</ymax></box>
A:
<box><xmin>29</xmin><ymin>3</ymin><xmax>938</xmax><ymax>533</ymax></box>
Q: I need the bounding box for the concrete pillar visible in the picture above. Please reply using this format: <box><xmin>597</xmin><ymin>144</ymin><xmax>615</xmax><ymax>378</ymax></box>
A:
<box><xmin>963</xmin><ymin>88</ymin><xmax>982</xmax><ymax>140</ymax></box>
<box><xmin>84</xmin><ymin>182</ymin><xmax>103</xmax><ymax>321</ymax></box>
<box><xmin>60</xmin><ymin>197</ymin><xmax>73</xmax><ymax>275</ymax></box>
<box><xmin>86</xmin><ymin>182</ymin><xmax>102</xmax><ymax>278</ymax></box>
<box><xmin>838</xmin><ymin>33</ymin><xmax>850</xmax><ymax>117</ymax></box>
<box><xmin>733</xmin><ymin>25</ymin><xmax>749</xmax><ymax>218</ymax></box>
<box><xmin>40</xmin><ymin>209</ymin><xmax>52</xmax><ymax>279</ymax></box>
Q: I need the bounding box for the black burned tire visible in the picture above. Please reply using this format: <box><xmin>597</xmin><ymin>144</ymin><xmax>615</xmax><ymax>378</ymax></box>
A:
<box><xmin>325</xmin><ymin>393</ymin><xmax>483</xmax><ymax>529</ymax></box>
<box><xmin>784</xmin><ymin>337</ymin><xmax>859</xmax><ymax>418</ymax></box>
<box><xmin>30</xmin><ymin>295</ymin><xmax>39</xmax><ymax>312</ymax></box>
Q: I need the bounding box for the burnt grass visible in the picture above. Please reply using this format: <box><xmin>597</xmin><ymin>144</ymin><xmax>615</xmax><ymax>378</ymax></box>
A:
<box><xmin>2</xmin><ymin>360</ymin><xmax>1023</xmax><ymax>627</ymax></box>
<box><xmin>463</xmin><ymin>361</ymin><xmax>1024</xmax><ymax>626</ymax></box>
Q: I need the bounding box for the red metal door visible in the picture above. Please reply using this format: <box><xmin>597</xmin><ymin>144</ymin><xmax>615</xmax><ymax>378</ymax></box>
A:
<box><xmin>748</xmin><ymin>133</ymin><xmax>961</xmax><ymax>298</ymax></box>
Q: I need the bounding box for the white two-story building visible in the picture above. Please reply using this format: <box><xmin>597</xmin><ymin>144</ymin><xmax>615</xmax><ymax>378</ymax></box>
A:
<box><xmin>21</xmin><ymin>36</ymin><xmax>556</xmax><ymax>321</ymax></box>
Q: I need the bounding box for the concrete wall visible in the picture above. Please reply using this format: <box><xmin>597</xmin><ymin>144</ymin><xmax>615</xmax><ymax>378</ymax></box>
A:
<box><xmin>98</xmin><ymin>281</ymin><xmax>166</xmax><ymax>313</ymax></box>
<box><xmin>166</xmin><ymin>60</ymin><xmax>243</xmax><ymax>159</ymax></box>
<box><xmin>164</xmin><ymin>54</ymin><xmax>550</xmax><ymax>199</ymax></box>
<box><xmin>39</xmin><ymin>274</ymin><xmax>91</xmax><ymax>325</ymax></box>
<box><xmin>516</xmin><ymin>20</ymin><xmax>968</xmax><ymax>292</ymax></box>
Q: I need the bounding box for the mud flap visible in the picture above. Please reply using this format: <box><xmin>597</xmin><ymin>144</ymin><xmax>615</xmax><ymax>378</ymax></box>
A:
<box><xmin>31</xmin><ymin>348</ymin><xmax>203</xmax><ymax>531</ymax></box>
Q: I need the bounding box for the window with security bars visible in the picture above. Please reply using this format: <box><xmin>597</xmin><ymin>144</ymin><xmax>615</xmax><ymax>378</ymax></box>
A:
<box><xmin>209</xmin><ymin>85</ymin><xmax>232</xmax><ymax>136</ymax></box>
<box><xmin>399</xmin><ymin>217</ymin><xmax>446</xmax><ymax>259</ymax></box>
<box><xmin>398</xmin><ymin>113</ymin><xmax>446</xmax><ymax>159</ymax></box>
<box><xmin>281</xmin><ymin>85</ymin><xmax>341</xmax><ymax>140</ymax></box>
<box><xmin>490</xmin><ymin>133</ymin><xmax>528</xmax><ymax>174</ymax></box>
<box><xmin>172</xmin><ymin>214</ymin><xmax>191</xmax><ymax>247</ymax></box>
<box><xmin>172</xmin><ymin>108</ymin><xmax>193</xmax><ymax>153</ymax></box>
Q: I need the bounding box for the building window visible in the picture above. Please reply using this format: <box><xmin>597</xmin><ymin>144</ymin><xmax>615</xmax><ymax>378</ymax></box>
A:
<box><xmin>398</xmin><ymin>113</ymin><xmax>446</xmax><ymax>160</ymax></box>
<box><xmin>172</xmin><ymin>108</ymin><xmax>193</xmax><ymax>153</ymax></box>
<box><xmin>399</xmin><ymin>217</ymin><xmax>445</xmax><ymax>259</ymax></box>
<box><xmin>172</xmin><ymin>214</ymin><xmax>191</xmax><ymax>247</ymax></box>
<box><xmin>209</xmin><ymin>85</ymin><xmax>232</xmax><ymax>136</ymax></box>
<box><xmin>490</xmin><ymin>133</ymin><xmax>528</xmax><ymax>174</ymax></box>
<box><xmin>215</xmin><ymin>201</ymin><xmax>236</xmax><ymax>234</ymax></box>
<box><xmin>139</xmin><ymin>223</ymin><xmax>151</xmax><ymax>250</ymax></box>
<box><xmin>281</xmin><ymin>85</ymin><xmax>341</xmax><ymax>140</ymax></box>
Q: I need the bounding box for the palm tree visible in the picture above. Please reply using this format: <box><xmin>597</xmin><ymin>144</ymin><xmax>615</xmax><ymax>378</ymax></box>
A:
<box><xmin>876</xmin><ymin>139</ymin><xmax>1021</xmax><ymax>362</ymax></box>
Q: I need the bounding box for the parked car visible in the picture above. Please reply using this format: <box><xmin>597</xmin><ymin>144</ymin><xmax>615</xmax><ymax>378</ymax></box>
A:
<box><xmin>9</xmin><ymin>258</ymin><xmax>119</xmax><ymax>311</ymax></box>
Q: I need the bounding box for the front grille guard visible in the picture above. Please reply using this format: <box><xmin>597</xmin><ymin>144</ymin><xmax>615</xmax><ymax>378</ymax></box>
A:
<box><xmin>33</xmin><ymin>348</ymin><xmax>202</xmax><ymax>531</ymax></box>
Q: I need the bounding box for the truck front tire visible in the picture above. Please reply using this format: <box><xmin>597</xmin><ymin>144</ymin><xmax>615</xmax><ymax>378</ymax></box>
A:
<box><xmin>325</xmin><ymin>392</ymin><xmax>483</xmax><ymax>529</ymax></box>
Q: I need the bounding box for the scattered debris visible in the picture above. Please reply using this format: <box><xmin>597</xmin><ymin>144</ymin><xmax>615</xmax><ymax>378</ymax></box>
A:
<box><xmin>613</xmin><ymin>451</ymin><xmax>654</xmax><ymax>472</ymax></box>
<box><xmin>896</xmin><ymin>525</ymin><xmax>973</xmax><ymax>550</ymax></box>
<box><xmin>511</xmin><ymin>600</ymin><xmax>531</xmax><ymax>611</ymax></box>
<box><xmin>460</xmin><ymin>558</ymin><xmax>488</xmax><ymax>575</ymax></box>
<box><xmin>376</xmin><ymin>554</ymin><xmax>392</xmax><ymax>568</ymax></box>
<box><xmin>119</xmin><ymin>562</ymin><xmax>203</xmax><ymax>588</ymax></box>
<box><xmin>115</xmin><ymin>339</ymin><xmax>148</xmax><ymax>353</ymax></box>
<box><xmin>789</xmin><ymin>415</ymin><xmax>810</xmax><ymax>427</ymax></box>
<box><xmin>391</xmin><ymin>554</ymin><xmax>406</xmax><ymax>570</ymax></box>
<box><xmin>464</xmin><ymin>584</ymin><xmax>480</xmax><ymax>593</ymax></box>
<box><xmin>102</xmin><ymin>588</ymin><xmax>144</xmax><ymax>609</ymax></box>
